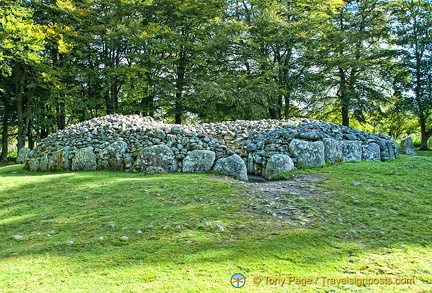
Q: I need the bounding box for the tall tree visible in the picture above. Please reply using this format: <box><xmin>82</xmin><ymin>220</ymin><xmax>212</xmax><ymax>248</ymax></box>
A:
<box><xmin>391</xmin><ymin>0</ymin><xmax>432</xmax><ymax>149</ymax></box>
<box><xmin>0</xmin><ymin>0</ymin><xmax>45</xmax><ymax>157</ymax></box>
<box><xmin>146</xmin><ymin>0</ymin><xmax>226</xmax><ymax>124</ymax></box>
<box><xmin>316</xmin><ymin>0</ymin><xmax>391</xmax><ymax>127</ymax></box>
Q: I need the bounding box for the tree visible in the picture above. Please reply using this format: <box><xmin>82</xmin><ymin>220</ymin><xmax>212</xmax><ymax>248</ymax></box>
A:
<box><xmin>315</xmin><ymin>0</ymin><xmax>392</xmax><ymax>127</ymax></box>
<box><xmin>391</xmin><ymin>0</ymin><xmax>432</xmax><ymax>149</ymax></box>
<box><xmin>0</xmin><ymin>0</ymin><xmax>45</xmax><ymax>158</ymax></box>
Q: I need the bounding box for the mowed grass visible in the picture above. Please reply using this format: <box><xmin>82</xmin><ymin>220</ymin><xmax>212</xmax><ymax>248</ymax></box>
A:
<box><xmin>0</xmin><ymin>153</ymin><xmax>431</xmax><ymax>292</ymax></box>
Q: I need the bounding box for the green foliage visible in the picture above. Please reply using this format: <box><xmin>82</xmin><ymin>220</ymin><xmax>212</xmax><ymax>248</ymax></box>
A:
<box><xmin>390</xmin><ymin>0</ymin><xmax>432</xmax><ymax>149</ymax></box>
<box><xmin>0</xmin><ymin>0</ymin><xmax>45</xmax><ymax>76</ymax></box>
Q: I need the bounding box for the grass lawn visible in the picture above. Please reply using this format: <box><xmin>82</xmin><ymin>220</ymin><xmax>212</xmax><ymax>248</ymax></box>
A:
<box><xmin>0</xmin><ymin>153</ymin><xmax>431</xmax><ymax>292</ymax></box>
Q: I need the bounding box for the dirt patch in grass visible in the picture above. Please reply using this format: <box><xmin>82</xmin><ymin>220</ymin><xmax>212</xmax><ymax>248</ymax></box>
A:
<box><xmin>246</xmin><ymin>173</ymin><xmax>328</xmax><ymax>197</ymax></box>
<box><xmin>207</xmin><ymin>173</ymin><xmax>332</xmax><ymax>225</ymax></box>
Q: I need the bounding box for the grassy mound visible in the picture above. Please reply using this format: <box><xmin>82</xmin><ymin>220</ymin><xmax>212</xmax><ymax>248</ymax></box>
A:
<box><xmin>0</xmin><ymin>153</ymin><xmax>431</xmax><ymax>292</ymax></box>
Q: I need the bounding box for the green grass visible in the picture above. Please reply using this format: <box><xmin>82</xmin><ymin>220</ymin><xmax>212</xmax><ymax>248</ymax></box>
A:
<box><xmin>0</xmin><ymin>154</ymin><xmax>431</xmax><ymax>292</ymax></box>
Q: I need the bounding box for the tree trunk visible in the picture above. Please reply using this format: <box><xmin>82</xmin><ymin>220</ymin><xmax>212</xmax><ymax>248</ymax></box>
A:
<box><xmin>57</xmin><ymin>103</ymin><xmax>66</xmax><ymax>130</ymax></box>
<box><xmin>284</xmin><ymin>94</ymin><xmax>290</xmax><ymax>119</ymax></box>
<box><xmin>268</xmin><ymin>108</ymin><xmax>281</xmax><ymax>120</ymax></box>
<box><xmin>140</xmin><ymin>94</ymin><xmax>155</xmax><ymax>117</ymax></box>
<box><xmin>339</xmin><ymin>67</ymin><xmax>350</xmax><ymax>126</ymax></box>
<box><xmin>1</xmin><ymin>89</ymin><xmax>10</xmax><ymax>161</ymax></box>
<box><xmin>28</xmin><ymin>125</ymin><xmax>35</xmax><ymax>150</ymax></box>
<box><xmin>15</xmin><ymin>63</ymin><xmax>26</xmax><ymax>150</ymax></box>
<box><xmin>419</xmin><ymin>116</ymin><xmax>431</xmax><ymax>150</ymax></box>
<box><xmin>175</xmin><ymin>67</ymin><xmax>184</xmax><ymax>124</ymax></box>
<box><xmin>140</xmin><ymin>72</ymin><xmax>155</xmax><ymax>117</ymax></box>
<box><xmin>175</xmin><ymin>49</ymin><xmax>186</xmax><ymax>125</ymax></box>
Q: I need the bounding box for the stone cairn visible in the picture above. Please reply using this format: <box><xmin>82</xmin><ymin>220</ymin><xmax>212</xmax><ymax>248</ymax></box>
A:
<box><xmin>18</xmin><ymin>114</ymin><xmax>399</xmax><ymax>181</ymax></box>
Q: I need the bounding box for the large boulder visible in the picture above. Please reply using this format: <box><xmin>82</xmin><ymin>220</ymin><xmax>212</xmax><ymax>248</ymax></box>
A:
<box><xmin>362</xmin><ymin>143</ymin><xmax>381</xmax><ymax>161</ymax></box>
<box><xmin>322</xmin><ymin>138</ymin><xmax>343</xmax><ymax>163</ymax></box>
<box><xmin>263</xmin><ymin>154</ymin><xmax>295</xmax><ymax>180</ymax></box>
<box><xmin>386</xmin><ymin>140</ymin><xmax>397</xmax><ymax>160</ymax></box>
<box><xmin>401</xmin><ymin>137</ymin><xmax>416</xmax><ymax>155</ymax></box>
<box><xmin>16</xmin><ymin>147</ymin><xmax>31</xmax><ymax>164</ymax></box>
<box><xmin>72</xmin><ymin>147</ymin><xmax>97</xmax><ymax>171</ymax></box>
<box><xmin>182</xmin><ymin>150</ymin><xmax>215</xmax><ymax>173</ymax></box>
<box><xmin>289</xmin><ymin>139</ymin><xmax>325</xmax><ymax>167</ymax></box>
<box><xmin>214</xmin><ymin>154</ymin><xmax>248</xmax><ymax>181</ymax></box>
<box><xmin>390</xmin><ymin>140</ymin><xmax>399</xmax><ymax>158</ymax></box>
<box><xmin>37</xmin><ymin>155</ymin><xmax>50</xmax><ymax>172</ymax></box>
<box><xmin>134</xmin><ymin>145</ymin><xmax>178</xmax><ymax>172</ymax></box>
<box><xmin>98</xmin><ymin>141</ymin><xmax>128</xmax><ymax>171</ymax></box>
<box><xmin>27</xmin><ymin>158</ymin><xmax>39</xmax><ymax>172</ymax></box>
<box><xmin>342</xmin><ymin>141</ymin><xmax>362</xmax><ymax>162</ymax></box>
<box><xmin>49</xmin><ymin>147</ymin><xmax>71</xmax><ymax>170</ymax></box>
<box><xmin>376</xmin><ymin>139</ymin><xmax>391</xmax><ymax>161</ymax></box>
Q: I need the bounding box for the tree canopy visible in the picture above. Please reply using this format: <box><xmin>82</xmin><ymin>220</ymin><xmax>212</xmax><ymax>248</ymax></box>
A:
<box><xmin>1</xmin><ymin>0</ymin><xmax>431</xmax><ymax>158</ymax></box>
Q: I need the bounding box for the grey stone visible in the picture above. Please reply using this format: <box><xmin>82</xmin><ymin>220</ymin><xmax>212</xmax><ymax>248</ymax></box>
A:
<box><xmin>154</xmin><ymin>130</ymin><xmax>166</xmax><ymax>140</ymax></box>
<box><xmin>289</xmin><ymin>139</ymin><xmax>325</xmax><ymax>167</ymax></box>
<box><xmin>377</xmin><ymin>139</ymin><xmax>391</xmax><ymax>161</ymax></box>
<box><xmin>214</xmin><ymin>154</ymin><xmax>248</xmax><ymax>181</ymax></box>
<box><xmin>401</xmin><ymin>137</ymin><xmax>416</xmax><ymax>155</ymax></box>
<box><xmin>134</xmin><ymin>145</ymin><xmax>177</xmax><ymax>172</ymax></box>
<box><xmin>322</xmin><ymin>138</ymin><xmax>343</xmax><ymax>163</ymax></box>
<box><xmin>247</xmin><ymin>154</ymin><xmax>255</xmax><ymax>174</ymax></box>
<box><xmin>343</xmin><ymin>134</ymin><xmax>358</xmax><ymax>140</ymax></box>
<box><xmin>39</xmin><ymin>155</ymin><xmax>50</xmax><ymax>172</ymax></box>
<box><xmin>297</xmin><ymin>131</ymin><xmax>322</xmax><ymax>141</ymax></box>
<box><xmin>263</xmin><ymin>154</ymin><xmax>295</xmax><ymax>180</ymax></box>
<box><xmin>362</xmin><ymin>143</ymin><xmax>381</xmax><ymax>161</ymax></box>
<box><xmin>387</xmin><ymin>141</ymin><xmax>396</xmax><ymax>160</ymax></box>
<box><xmin>98</xmin><ymin>141</ymin><xmax>128</xmax><ymax>171</ymax></box>
<box><xmin>390</xmin><ymin>140</ymin><xmax>399</xmax><ymax>157</ymax></box>
<box><xmin>28</xmin><ymin>158</ymin><xmax>39</xmax><ymax>172</ymax></box>
<box><xmin>342</xmin><ymin>141</ymin><xmax>362</xmax><ymax>162</ymax></box>
<box><xmin>215</xmin><ymin>224</ymin><xmax>228</xmax><ymax>231</ymax></box>
<box><xmin>49</xmin><ymin>148</ymin><xmax>70</xmax><ymax>170</ymax></box>
<box><xmin>170</xmin><ymin>126</ymin><xmax>182</xmax><ymax>134</ymax></box>
<box><xmin>182</xmin><ymin>150</ymin><xmax>215</xmax><ymax>173</ymax></box>
<box><xmin>16</xmin><ymin>147</ymin><xmax>31</xmax><ymax>164</ymax></box>
<box><xmin>71</xmin><ymin>147</ymin><xmax>97</xmax><ymax>171</ymax></box>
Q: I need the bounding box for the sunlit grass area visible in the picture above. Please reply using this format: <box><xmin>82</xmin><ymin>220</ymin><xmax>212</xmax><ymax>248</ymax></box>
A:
<box><xmin>0</xmin><ymin>153</ymin><xmax>431</xmax><ymax>292</ymax></box>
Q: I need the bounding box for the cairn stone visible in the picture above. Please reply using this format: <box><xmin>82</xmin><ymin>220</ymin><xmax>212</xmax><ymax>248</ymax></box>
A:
<box><xmin>39</xmin><ymin>155</ymin><xmax>50</xmax><ymax>172</ymax></box>
<box><xmin>387</xmin><ymin>141</ymin><xmax>397</xmax><ymax>160</ymax></box>
<box><xmin>322</xmin><ymin>138</ymin><xmax>343</xmax><ymax>163</ymax></box>
<box><xmin>182</xmin><ymin>150</ymin><xmax>216</xmax><ymax>173</ymax></box>
<box><xmin>342</xmin><ymin>141</ymin><xmax>362</xmax><ymax>162</ymax></box>
<box><xmin>134</xmin><ymin>145</ymin><xmax>178</xmax><ymax>172</ymax></box>
<box><xmin>289</xmin><ymin>139</ymin><xmax>325</xmax><ymax>167</ymax></box>
<box><xmin>23</xmin><ymin>114</ymin><xmax>399</xmax><ymax>180</ymax></box>
<box><xmin>263</xmin><ymin>154</ymin><xmax>295</xmax><ymax>180</ymax></box>
<box><xmin>16</xmin><ymin>147</ymin><xmax>31</xmax><ymax>164</ymax></box>
<box><xmin>214</xmin><ymin>154</ymin><xmax>248</xmax><ymax>181</ymax></box>
<box><xmin>72</xmin><ymin>147</ymin><xmax>97</xmax><ymax>171</ymax></box>
<box><xmin>98</xmin><ymin>141</ymin><xmax>128</xmax><ymax>171</ymax></box>
<box><xmin>363</xmin><ymin>143</ymin><xmax>381</xmax><ymax>161</ymax></box>
<box><xmin>28</xmin><ymin>158</ymin><xmax>39</xmax><ymax>172</ymax></box>
<box><xmin>49</xmin><ymin>148</ymin><xmax>70</xmax><ymax>171</ymax></box>
<box><xmin>401</xmin><ymin>137</ymin><xmax>417</xmax><ymax>155</ymax></box>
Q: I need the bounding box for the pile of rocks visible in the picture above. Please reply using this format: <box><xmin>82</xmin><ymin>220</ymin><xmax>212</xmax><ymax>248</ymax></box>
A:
<box><xmin>18</xmin><ymin>114</ymin><xmax>399</xmax><ymax>181</ymax></box>
<box><xmin>236</xmin><ymin>121</ymin><xmax>399</xmax><ymax>179</ymax></box>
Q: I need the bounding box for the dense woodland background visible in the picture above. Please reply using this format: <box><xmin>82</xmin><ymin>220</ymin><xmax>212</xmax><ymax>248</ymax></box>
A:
<box><xmin>0</xmin><ymin>0</ymin><xmax>431</xmax><ymax>160</ymax></box>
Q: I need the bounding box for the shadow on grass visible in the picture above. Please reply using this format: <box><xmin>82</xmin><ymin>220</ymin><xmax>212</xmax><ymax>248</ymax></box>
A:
<box><xmin>0</xmin><ymin>155</ymin><xmax>431</xmax><ymax>293</ymax></box>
